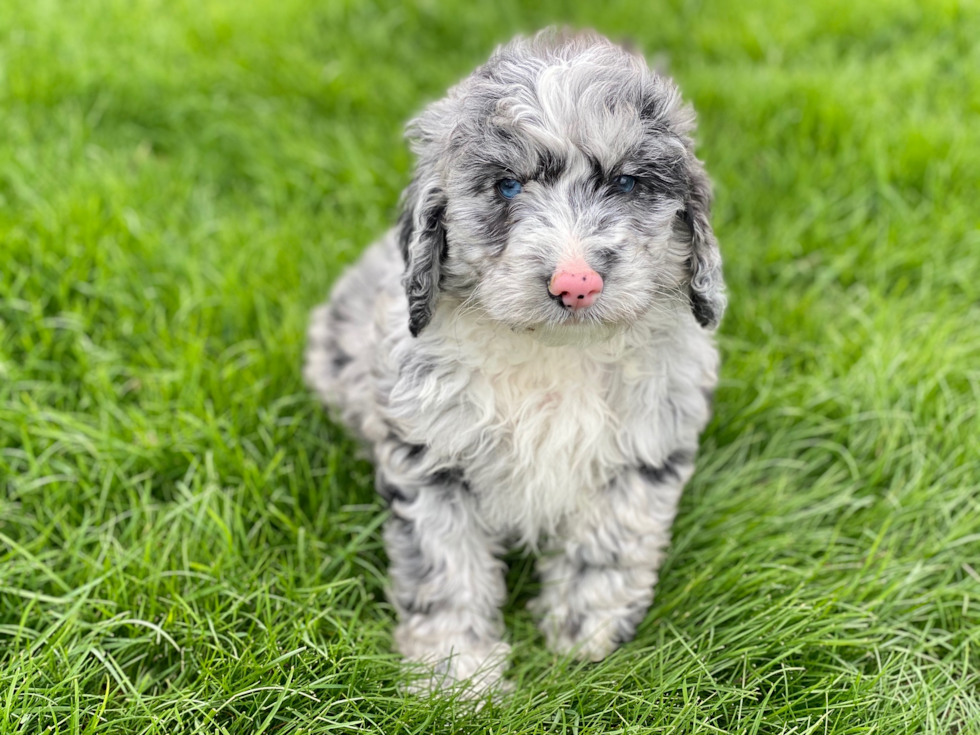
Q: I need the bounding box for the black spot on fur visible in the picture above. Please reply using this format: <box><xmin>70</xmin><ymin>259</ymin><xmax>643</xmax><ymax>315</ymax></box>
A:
<box><xmin>396</xmin><ymin>589</ymin><xmax>435</xmax><ymax>615</ymax></box>
<box><xmin>382</xmin><ymin>433</ymin><xmax>428</xmax><ymax>469</ymax></box>
<box><xmin>429</xmin><ymin>467</ymin><xmax>466</xmax><ymax>487</ymax></box>
<box><xmin>632</xmin><ymin>155</ymin><xmax>687</xmax><ymax>200</ymax></box>
<box><xmin>378</xmin><ymin>480</ymin><xmax>409</xmax><ymax>505</ymax></box>
<box><xmin>387</xmin><ymin>515</ymin><xmax>446</xmax><ymax>616</ymax></box>
<box><xmin>474</xmin><ymin>203</ymin><xmax>512</xmax><ymax>255</ymax></box>
<box><xmin>329</xmin><ymin>301</ymin><xmax>350</xmax><ymax>324</ymax></box>
<box><xmin>376</xmin><ymin>467</ymin><xmax>418</xmax><ymax>505</ymax></box>
<box><xmin>534</xmin><ymin>149</ymin><xmax>567</xmax><ymax>185</ymax></box>
<box><xmin>678</xmin><ymin>207</ymin><xmax>694</xmax><ymax>234</ymax></box>
<box><xmin>570</xmin><ymin>543</ymin><xmax>619</xmax><ymax>574</ymax></box>
<box><xmin>585</xmin><ymin>155</ymin><xmax>607</xmax><ymax>190</ymax></box>
<box><xmin>398</xmin><ymin>595</ymin><xmax>436</xmax><ymax>616</ymax></box>
<box><xmin>331</xmin><ymin>348</ymin><xmax>352</xmax><ymax>374</ymax></box>
<box><xmin>690</xmin><ymin>286</ymin><xmax>718</xmax><ymax>328</ymax></box>
<box><xmin>638</xmin><ymin>450</ymin><xmax>694</xmax><ymax>485</ymax></box>
<box><xmin>638</xmin><ymin>93</ymin><xmax>673</xmax><ymax>129</ymax></box>
<box><xmin>563</xmin><ymin>612</ymin><xmax>584</xmax><ymax>640</ymax></box>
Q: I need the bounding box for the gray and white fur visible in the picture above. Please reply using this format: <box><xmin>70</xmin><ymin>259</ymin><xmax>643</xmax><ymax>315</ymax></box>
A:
<box><xmin>304</xmin><ymin>29</ymin><xmax>724</xmax><ymax>696</ymax></box>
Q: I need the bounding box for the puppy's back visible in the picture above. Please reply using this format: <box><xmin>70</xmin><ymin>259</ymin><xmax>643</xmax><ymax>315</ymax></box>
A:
<box><xmin>304</xmin><ymin>232</ymin><xmax>403</xmax><ymax>445</ymax></box>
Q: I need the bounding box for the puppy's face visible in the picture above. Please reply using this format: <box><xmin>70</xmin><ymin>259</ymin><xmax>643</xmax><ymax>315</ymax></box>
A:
<box><xmin>399</xmin><ymin>31</ymin><xmax>725</xmax><ymax>343</ymax></box>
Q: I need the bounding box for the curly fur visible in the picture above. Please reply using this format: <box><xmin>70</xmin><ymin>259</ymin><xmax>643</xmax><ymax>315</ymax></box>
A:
<box><xmin>304</xmin><ymin>28</ymin><xmax>725</xmax><ymax>696</ymax></box>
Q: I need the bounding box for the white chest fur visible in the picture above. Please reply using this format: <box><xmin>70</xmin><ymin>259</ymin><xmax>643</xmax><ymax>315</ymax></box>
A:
<box><xmin>382</xmin><ymin>307</ymin><xmax>715</xmax><ymax>544</ymax></box>
<box><xmin>386</xmin><ymin>318</ymin><xmax>632</xmax><ymax>542</ymax></box>
<box><xmin>463</xmin><ymin>341</ymin><xmax>625</xmax><ymax>542</ymax></box>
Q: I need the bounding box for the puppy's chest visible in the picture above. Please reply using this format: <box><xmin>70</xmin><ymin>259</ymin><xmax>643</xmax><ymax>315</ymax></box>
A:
<box><xmin>447</xmin><ymin>355</ymin><xmax>626</xmax><ymax>538</ymax></box>
<box><xmin>485</xmin><ymin>360</ymin><xmax>615</xmax><ymax>455</ymax></box>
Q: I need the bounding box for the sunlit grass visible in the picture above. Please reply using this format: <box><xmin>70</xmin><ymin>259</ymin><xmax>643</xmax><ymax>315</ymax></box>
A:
<box><xmin>1</xmin><ymin>0</ymin><xmax>979</xmax><ymax>732</ymax></box>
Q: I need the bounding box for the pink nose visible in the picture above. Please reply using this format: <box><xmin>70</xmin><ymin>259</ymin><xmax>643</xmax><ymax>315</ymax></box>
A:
<box><xmin>549</xmin><ymin>263</ymin><xmax>604</xmax><ymax>310</ymax></box>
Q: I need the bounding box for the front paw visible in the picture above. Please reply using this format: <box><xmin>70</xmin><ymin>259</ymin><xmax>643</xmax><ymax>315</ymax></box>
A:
<box><xmin>531</xmin><ymin>582</ymin><xmax>650</xmax><ymax>663</ymax></box>
<box><xmin>395</xmin><ymin>622</ymin><xmax>512</xmax><ymax>698</ymax></box>
<box><xmin>535</xmin><ymin>601</ymin><xmax>622</xmax><ymax>662</ymax></box>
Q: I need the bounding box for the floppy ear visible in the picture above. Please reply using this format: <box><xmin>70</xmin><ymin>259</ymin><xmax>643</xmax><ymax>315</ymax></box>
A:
<box><xmin>397</xmin><ymin>173</ymin><xmax>448</xmax><ymax>337</ymax></box>
<box><xmin>681</xmin><ymin>161</ymin><xmax>726</xmax><ymax>329</ymax></box>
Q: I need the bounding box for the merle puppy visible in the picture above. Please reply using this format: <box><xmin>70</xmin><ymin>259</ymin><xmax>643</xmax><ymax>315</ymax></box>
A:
<box><xmin>304</xmin><ymin>29</ymin><xmax>725</xmax><ymax>695</ymax></box>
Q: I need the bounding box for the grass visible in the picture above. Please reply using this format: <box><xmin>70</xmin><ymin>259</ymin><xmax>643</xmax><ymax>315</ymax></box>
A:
<box><xmin>1</xmin><ymin>0</ymin><xmax>979</xmax><ymax>731</ymax></box>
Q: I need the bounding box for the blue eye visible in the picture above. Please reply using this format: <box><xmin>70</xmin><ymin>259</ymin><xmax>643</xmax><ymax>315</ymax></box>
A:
<box><xmin>497</xmin><ymin>178</ymin><xmax>523</xmax><ymax>199</ymax></box>
<box><xmin>613</xmin><ymin>174</ymin><xmax>636</xmax><ymax>193</ymax></box>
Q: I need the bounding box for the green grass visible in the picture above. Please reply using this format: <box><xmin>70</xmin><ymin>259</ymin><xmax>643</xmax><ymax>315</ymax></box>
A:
<box><xmin>1</xmin><ymin>0</ymin><xmax>979</xmax><ymax>731</ymax></box>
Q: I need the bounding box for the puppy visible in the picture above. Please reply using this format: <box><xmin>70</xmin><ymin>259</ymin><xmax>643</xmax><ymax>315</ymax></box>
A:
<box><xmin>304</xmin><ymin>28</ymin><xmax>724</xmax><ymax>695</ymax></box>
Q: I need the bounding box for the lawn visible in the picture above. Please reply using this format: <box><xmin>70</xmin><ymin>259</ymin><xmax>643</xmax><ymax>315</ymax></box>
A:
<box><xmin>2</xmin><ymin>0</ymin><xmax>979</xmax><ymax>732</ymax></box>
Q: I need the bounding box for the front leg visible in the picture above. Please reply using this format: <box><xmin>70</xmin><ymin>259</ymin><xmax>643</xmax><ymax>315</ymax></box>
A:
<box><xmin>531</xmin><ymin>452</ymin><xmax>695</xmax><ymax>661</ymax></box>
<box><xmin>377</xmin><ymin>442</ymin><xmax>510</xmax><ymax>695</ymax></box>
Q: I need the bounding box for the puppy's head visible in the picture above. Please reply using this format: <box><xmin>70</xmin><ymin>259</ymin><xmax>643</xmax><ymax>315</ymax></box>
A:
<box><xmin>398</xmin><ymin>29</ymin><xmax>725</xmax><ymax>343</ymax></box>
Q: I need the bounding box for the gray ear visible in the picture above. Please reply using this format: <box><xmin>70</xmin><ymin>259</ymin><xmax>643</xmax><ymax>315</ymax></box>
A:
<box><xmin>397</xmin><ymin>174</ymin><xmax>447</xmax><ymax>337</ymax></box>
<box><xmin>681</xmin><ymin>162</ymin><xmax>726</xmax><ymax>329</ymax></box>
